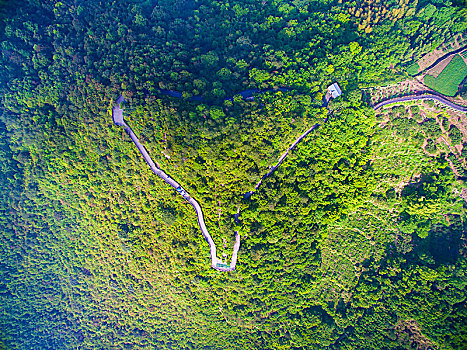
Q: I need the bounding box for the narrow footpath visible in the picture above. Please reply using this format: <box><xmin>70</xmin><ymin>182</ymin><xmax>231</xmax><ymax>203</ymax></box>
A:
<box><xmin>244</xmin><ymin>122</ymin><xmax>322</xmax><ymax>199</ymax></box>
<box><xmin>112</xmin><ymin>96</ymin><xmax>240</xmax><ymax>272</ymax></box>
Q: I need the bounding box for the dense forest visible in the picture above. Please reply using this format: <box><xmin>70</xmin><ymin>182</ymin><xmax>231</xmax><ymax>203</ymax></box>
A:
<box><xmin>0</xmin><ymin>0</ymin><xmax>466</xmax><ymax>349</ymax></box>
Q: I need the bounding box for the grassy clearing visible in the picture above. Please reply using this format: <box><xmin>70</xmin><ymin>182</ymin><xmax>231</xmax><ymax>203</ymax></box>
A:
<box><xmin>407</xmin><ymin>62</ymin><xmax>420</xmax><ymax>76</ymax></box>
<box><xmin>424</xmin><ymin>54</ymin><xmax>467</xmax><ymax>96</ymax></box>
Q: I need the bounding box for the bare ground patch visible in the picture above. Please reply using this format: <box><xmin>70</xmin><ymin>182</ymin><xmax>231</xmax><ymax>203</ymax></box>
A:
<box><xmin>417</xmin><ymin>33</ymin><xmax>467</xmax><ymax>72</ymax></box>
<box><xmin>395</xmin><ymin>319</ymin><xmax>437</xmax><ymax>350</ymax></box>
<box><xmin>425</xmin><ymin>54</ymin><xmax>454</xmax><ymax>78</ymax></box>
<box><xmin>418</xmin><ymin>49</ymin><xmax>445</xmax><ymax>72</ymax></box>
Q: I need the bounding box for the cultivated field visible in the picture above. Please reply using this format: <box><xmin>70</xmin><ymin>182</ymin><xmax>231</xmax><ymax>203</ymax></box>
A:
<box><xmin>424</xmin><ymin>54</ymin><xmax>467</xmax><ymax>96</ymax></box>
<box><xmin>417</xmin><ymin>33</ymin><xmax>467</xmax><ymax>72</ymax></box>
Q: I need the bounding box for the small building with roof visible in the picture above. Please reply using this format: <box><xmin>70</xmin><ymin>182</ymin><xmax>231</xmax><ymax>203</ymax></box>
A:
<box><xmin>328</xmin><ymin>83</ymin><xmax>342</xmax><ymax>99</ymax></box>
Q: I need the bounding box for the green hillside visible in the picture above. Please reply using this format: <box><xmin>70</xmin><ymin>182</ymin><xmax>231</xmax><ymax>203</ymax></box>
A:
<box><xmin>0</xmin><ymin>0</ymin><xmax>466</xmax><ymax>349</ymax></box>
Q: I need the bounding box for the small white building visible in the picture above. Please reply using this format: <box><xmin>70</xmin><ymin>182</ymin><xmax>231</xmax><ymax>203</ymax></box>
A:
<box><xmin>328</xmin><ymin>83</ymin><xmax>342</xmax><ymax>99</ymax></box>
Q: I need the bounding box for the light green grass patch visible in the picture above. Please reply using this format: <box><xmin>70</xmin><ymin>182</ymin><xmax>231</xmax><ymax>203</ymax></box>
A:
<box><xmin>407</xmin><ymin>62</ymin><xmax>420</xmax><ymax>76</ymax></box>
<box><xmin>424</xmin><ymin>54</ymin><xmax>467</xmax><ymax>96</ymax></box>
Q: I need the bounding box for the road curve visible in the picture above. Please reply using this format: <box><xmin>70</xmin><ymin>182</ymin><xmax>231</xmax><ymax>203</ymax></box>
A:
<box><xmin>112</xmin><ymin>95</ymin><xmax>240</xmax><ymax>272</ymax></box>
<box><xmin>373</xmin><ymin>94</ymin><xmax>467</xmax><ymax>112</ymax></box>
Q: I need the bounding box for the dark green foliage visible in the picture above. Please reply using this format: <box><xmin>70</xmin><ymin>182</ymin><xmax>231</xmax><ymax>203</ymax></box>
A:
<box><xmin>407</xmin><ymin>62</ymin><xmax>420</xmax><ymax>76</ymax></box>
<box><xmin>425</xmin><ymin>138</ymin><xmax>437</xmax><ymax>153</ymax></box>
<box><xmin>392</xmin><ymin>105</ymin><xmax>406</xmax><ymax>115</ymax></box>
<box><xmin>386</xmin><ymin>188</ymin><xmax>396</xmax><ymax>199</ymax></box>
<box><xmin>448</xmin><ymin>153</ymin><xmax>466</xmax><ymax>177</ymax></box>
<box><xmin>462</xmin><ymin>143</ymin><xmax>467</xmax><ymax>158</ymax></box>
<box><xmin>442</xmin><ymin>116</ymin><xmax>450</xmax><ymax>131</ymax></box>
<box><xmin>420</xmin><ymin>216</ymin><xmax>464</xmax><ymax>265</ymax></box>
<box><xmin>449</xmin><ymin>125</ymin><xmax>463</xmax><ymax>145</ymax></box>
<box><xmin>410</xmin><ymin>105</ymin><xmax>420</xmax><ymax>114</ymax></box>
<box><xmin>421</xmin><ymin>118</ymin><xmax>442</xmax><ymax>138</ymax></box>
<box><xmin>392</xmin><ymin>118</ymin><xmax>415</xmax><ymax>138</ymax></box>
<box><xmin>0</xmin><ymin>0</ymin><xmax>465</xmax><ymax>349</ymax></box>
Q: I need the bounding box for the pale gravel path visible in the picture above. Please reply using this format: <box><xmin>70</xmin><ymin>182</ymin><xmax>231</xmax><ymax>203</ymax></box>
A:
<box><xmin>244</xmin><ymin>121</ymin><xmax>322</xmax><ymax>198</ymax></box>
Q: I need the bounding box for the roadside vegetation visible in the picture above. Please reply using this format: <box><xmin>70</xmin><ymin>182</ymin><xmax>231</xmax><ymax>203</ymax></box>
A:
<box><xmin>0</xmin><ymin>0</ymin><xmax>466</xmax><ymax>349</ymax></box>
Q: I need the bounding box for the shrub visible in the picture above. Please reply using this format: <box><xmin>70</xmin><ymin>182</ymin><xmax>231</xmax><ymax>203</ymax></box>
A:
<box><xmin>442</xmin><ymin>116</ymin><xmax>450</xmax><ymax>131</ymax></box>
<box><xmin>407</xmin><ymin>62</ymin><xmax>420</xmax><ymax>76</ymax></box>
<box><xmin>426</xmin><ymin>100</ymin><xmax>435</xmax><ymax>107</ymax></box>
<box><xmin>449</xmin><ymin>125</ymin><xmax>463</xmax><ymax>145</ymax></box>
<box><xmin>449</xmin><ymin>153</ymin><xmax>466</xmax><ymax>176</ymax></box>
<box><xmin>421</xmin><ymin>118</ymin><xmax>441</xmax><ymax>138</ymax></box>
<box><xmin>425</xmin><ymin>139</ymin><xmax>437</xmax><ymax>153</ymax></box>
<box><xmin>392</xmin><ymin>105</ymin><xmax>406</xmax><ymax>115</ymax></box>
<box><xmin>462</xmin><ymin>143</ymin><xmax>467</xmax><ymax>158</ymax></box>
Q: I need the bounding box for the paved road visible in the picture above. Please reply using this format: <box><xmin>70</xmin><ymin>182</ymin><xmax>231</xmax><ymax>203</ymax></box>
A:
<box><xmin>112</xmin><ymin>96</ymin><xmax>240</xmax><ymax>272</ymax></box>
<box><xmin>374</xmin><ymin>94</ymin><xmax>467</xmax><ymax>112</ymax></box>
<box><xmin>246</xmin><ymin>91</ymin><xmax>466</xmax><ymax>199</ymax></box>
<box><xmin>114</xmin><ymin>87</ymin><xmax>466</xmax><ymax>271</ymax></box>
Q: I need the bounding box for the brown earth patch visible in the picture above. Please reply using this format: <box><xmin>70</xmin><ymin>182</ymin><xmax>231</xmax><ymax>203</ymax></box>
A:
<box><xmin>460</xmin><ymin>188</ymin><xmax>467</xmax><ymax>203</ymax></box>
<box><xmin>417</xmin><ymin>33</ymin><xmax>467</xmax><ymax>72</ymax></box>
<box><xmin>449</xmin><ymin>113</ymin><xmax>467</xmax><ymax>140</ymax></box>
<box><xmin>418</xmin><ymin>49</ymin><xmax>445</xmax><ymax>71</ymax></box>
<box><xmin>425</xmin><ymin>54</ymin><xmax>454</xmax><ymax>78</ymax></box>
<box><xmin>395</xmin><ymin>319</ymin><xmax>437</xmax><ymax>350</ymax></box>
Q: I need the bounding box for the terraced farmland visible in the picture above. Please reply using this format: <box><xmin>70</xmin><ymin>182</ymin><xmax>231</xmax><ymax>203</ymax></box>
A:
<box><xmin>424</xmin><ymin>54</ymin><xmax>467</xmax><ymax>96</ymax></box>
